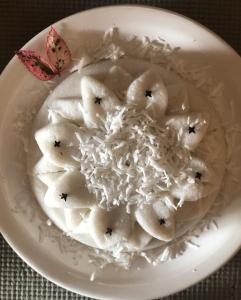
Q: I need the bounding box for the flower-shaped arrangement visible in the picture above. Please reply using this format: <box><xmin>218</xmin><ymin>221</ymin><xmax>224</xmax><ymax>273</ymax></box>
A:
<box><xmin>33</xmin><ymin>65</ymin><xmax>218</xmax><ymax>251</ymax></box>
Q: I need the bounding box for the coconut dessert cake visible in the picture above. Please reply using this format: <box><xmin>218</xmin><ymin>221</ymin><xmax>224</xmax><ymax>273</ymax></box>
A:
<box><xmin>27</xmin><ymin>57</ymin><xmax>226</xmax><ymax>252</ymax></box>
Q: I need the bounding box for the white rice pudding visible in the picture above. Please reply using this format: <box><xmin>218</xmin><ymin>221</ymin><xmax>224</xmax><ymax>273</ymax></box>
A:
<box><xmin>28</xmin><ymin>58</ymin><xmax>226</xmax><ymax>251</ymax></box>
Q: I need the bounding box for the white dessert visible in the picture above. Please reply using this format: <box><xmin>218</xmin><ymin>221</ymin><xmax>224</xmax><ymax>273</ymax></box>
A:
<box><xmin>28</xmin><ymin>58</ymin><xmax>226</xmax><ymax>252</ymax></box>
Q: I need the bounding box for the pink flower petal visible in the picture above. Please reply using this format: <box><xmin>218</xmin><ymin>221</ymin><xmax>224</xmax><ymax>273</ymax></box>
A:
<box><xmin>46</xmin><ymin>27</ymin><xmax>72</xmax><ymax>73</ymax></box>
<box><xmin>16</xmin><ymin>50</ymin><xmax>56</xmax><ymax>81</ymax></box>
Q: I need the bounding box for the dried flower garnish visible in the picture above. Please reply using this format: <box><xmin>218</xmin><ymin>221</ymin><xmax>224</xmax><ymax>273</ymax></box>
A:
<box><xmin>16</xmin><ymin>50</ymin><xmax>56</xmax><ymax>81</ymax></box>
<box><xmin>16</xmin><ymin>27</ymin><xmax>71</xmax><ymax>81</ymax></box>
<box><xmin>105</xmin><ymin>227</ymin><xmax>113</xmax><ymax>235</ymax></box>
<box><xmin>145</xmin><ymin>90</ymin><xmax>152</xmax><ymax>98</ymax></box>
<box><xmin>46</xmin><ymin>27</ymin><xmax>72</xmax><ymax>73</ymax></box>
<box><xmin>188</xmin><ymin>126</ymin><xmax>196</xmax><ymax>134</ymax></box>
<box><xmin>159</xmin><ymin>218</ymin><xmax>166</xmax><ymax>225</ymax></box>
<box><xmin>54</xmin><ymin>140</ymin><xmax>61</xmax><ymax>147</ymax></box>
<box><xmin>94</xmin><ymin>97</ymin><xmax>102</xmax><ymax>104</ymax></box>
<box><xmin>60</xmin><ymin>193</ymin><xmax>68</xmax><ymax>201</ymax></box>
<box><xmin>195</xmin><ymin>172</ymin><xmax>202</xmax><ymax>180</ymax></box>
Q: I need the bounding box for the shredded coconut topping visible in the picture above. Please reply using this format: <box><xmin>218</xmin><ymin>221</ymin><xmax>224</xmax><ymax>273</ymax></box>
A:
<box><xmin>75</xmin><ymin>105</ymin><xmax>189</xmax><ymax>210</ymax></box>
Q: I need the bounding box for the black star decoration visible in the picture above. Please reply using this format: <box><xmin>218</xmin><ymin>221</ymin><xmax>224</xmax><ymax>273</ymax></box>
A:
<box><xmin>188</xmin><ymin>126</ymin><xmax>196</xmax><ymax>134</ymax></box>
<box><xmin>60</xmin><ymin>193</ymin><xmax>68</xmax><ymax>201</ymax></box>
<box><xmin>94</xmin><ymin>97</ymin><xmax>102</xmax><ymax>104</ymax></box>
<box><xmin>195</xmin><ymin>172</ymin><xmax>202</xmax><ymax>180</ymax></box>
<box><xmin>54</xmin><ymin>140</ymin><xmax>61</xmax><ymax>147</ymax></box>
<box><xmin>105</xmin><ymin>227</ymin><xmax>113</xmax><ymax>236</ymax></box>
<box><xmin>159</xmin><ymin>218</ymin><xmax>166</xmax><ymax>225</ymax></box>
<box><xmin>145</xmin><ymin>90</ymin><xmax>152</xmax><ymax>98</ymax></box>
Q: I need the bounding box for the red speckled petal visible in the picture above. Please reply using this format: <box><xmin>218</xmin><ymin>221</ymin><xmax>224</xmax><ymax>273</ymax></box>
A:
<box><xmin>16</xmin><ymin>50</ymin><xmax>56</xmax><ymax>81</ymax></box>
<box><xmin>46</xmin><ymin>27</ymin><xmax>72</xmax><ymax>73</ymax></box>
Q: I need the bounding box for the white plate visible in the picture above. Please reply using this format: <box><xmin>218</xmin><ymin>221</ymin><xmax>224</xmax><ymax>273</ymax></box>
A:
<box><xmin>0</xmin><ymin>5</ymin><xmax>241</xmax><ymax>300</ymax></box>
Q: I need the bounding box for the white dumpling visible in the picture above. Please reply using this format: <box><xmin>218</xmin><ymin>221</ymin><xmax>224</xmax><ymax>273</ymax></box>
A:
<box><xmin>166</xmin><ymin>113</ymin><xmax>209</xmax><ymax>151</ymax></box>
<box><xmin>44</xmin><ymin>170</ymin><xmax>94</xmax><ymax>208</ymax></box>
<box><xmin>88</xmin><ymin>206</ymin><xmax>132</xmax><ymax>249</ymax></box>
<box><xmin>171</xmin><ymin>157</ymin><xmax>216</xmax><ymax>204</ymax></box>
<box><xmin>128</xmin><ymin>222</ymin><xmax>152</xmax><ymax>250</ymax></box>
<box><xmin>35</xmin><ymin>122</ymin><xmax>81</xmax><ymax>168</ymax></box>
<box><xmin>80</xmin><ymin>76</ymin><xmax>120</xmax><ymax>127</ymax></box>
<box><xmin>104</xmin><ymin>66</ymin><xmax>133</xmax><ymax>99</ymax></box>
<box><xmin>33</xmin><ymin>157</ymin><xmax>64</xmax><ymax>186</ymax></box>
<box><xmin>135</xmin><ymin>199</ymin><xmax>175</xmax><ymax>242</ymax></box>
<box><xmin>126</xmin><ymin>69</ymin><xmax>168</xmax><ymax>120</ymax></box>
<box><xmin>50</xmin><ymin>99</ymin><xmax>82</xmax><ymax>124</ymax></box>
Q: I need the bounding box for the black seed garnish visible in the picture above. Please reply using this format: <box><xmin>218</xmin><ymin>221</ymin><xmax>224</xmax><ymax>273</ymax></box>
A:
<box><xmin>105</xmin><ymin>227</ymin><xmax>113</xmax><ymax>236</ymax></box>
<box><xmin>125</xmin><ymin>160</ymin><xmax>130</xmax><ymax>167</ymax></box>
<box><xmin>188</xmin><ymin>126</ymin><xmax>196</xmax><ymax>134</ymax></box>
<box><xmin>54</xmin><ymin>140</ymin><xmax>61</xmax><ymax>147</ymax></box>
<box><xmin>52</xmin><ymin>48</ymin><xmax>56</xmax><ymax>53</ymax></box>
<box><xmin>58</xmin><ymin>46</ymin><xmax>62</xmax><ymax>50</ymax></box>
<box><xmin>159</xmin><ymin>218</ymin><xmax>166</xmax><ymax>225</ymax></box>
<box><xmin>60</xmin><ymin>193</ymin><xmax>68</xmax><ymax>201</ymax></box>
<box><xmin>94</xmin><ymin>97</ymin><xmax>102</xmax><ymax>104</ymax></box>
<box><xmin>145</xmin><ymin>90</ymin><xmax>152</xmax><ymax>98</ymax></box>
<box><xmin>195</xmin><ymin>172</ymin><xmax>202</xmax><ymax>180</ymax></box>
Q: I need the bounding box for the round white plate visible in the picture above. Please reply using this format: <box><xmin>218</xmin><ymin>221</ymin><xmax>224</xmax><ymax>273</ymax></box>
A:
<box><xmin>0</xmin><ymin>5</ymin><xmax>241</xmax><ymax>300</ymax></box>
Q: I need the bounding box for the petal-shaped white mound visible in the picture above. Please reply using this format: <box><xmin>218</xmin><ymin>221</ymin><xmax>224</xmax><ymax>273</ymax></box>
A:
<box><xmin>35</xmin><ymin>122</ymin><xmax>81</xmax><ymax>168</ymax></box>
<box><xmin>44</xmin><ymin>170</ymin><xmax>94</xmax><ymax>208</ymax></box>
<box><xmin>88</xmin><ymin>206</ymin><xmax>132</xmax><ymax>249</ymax></box>
<box><xmin>128</xmin><ymin>222</ymin><xmax>152</xmax><ymax>250</ymax></box>
<box><xmin>171</xmin><ymin>157</ymin><xmax>216</xmax><ymax>203</ymax></box>
<box><xmin>50</xmin><ymin>99</ymin><xmax>82</xmax><ymax>124</ymax></box>
<box><xmin>126</xmin><ymin>69</ymin><xmax>168</xmax><ymax>119</ymax></box>
<box><xmin>135</xmin><ymin>199</ymin><xmax>175</xmax><ymax>242</ymax></box>
<box><xmin>33</xmin><ymin>157</ymin><xmax>64</xmax><ymax>186</ymax></box>
<box><xmin>104</xmin><ymin>66</ymin><xmax>133</xmax><ymax>100</ymax></box>
<box><xmin>80</xmin><ymin>76</ymin><xmax>120</xmax><ymax>127</ymax></box>
<box><xmin>166</xmin><ymin>113</ymin><xmax>209</xmax><ymax>151</ymax></box>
